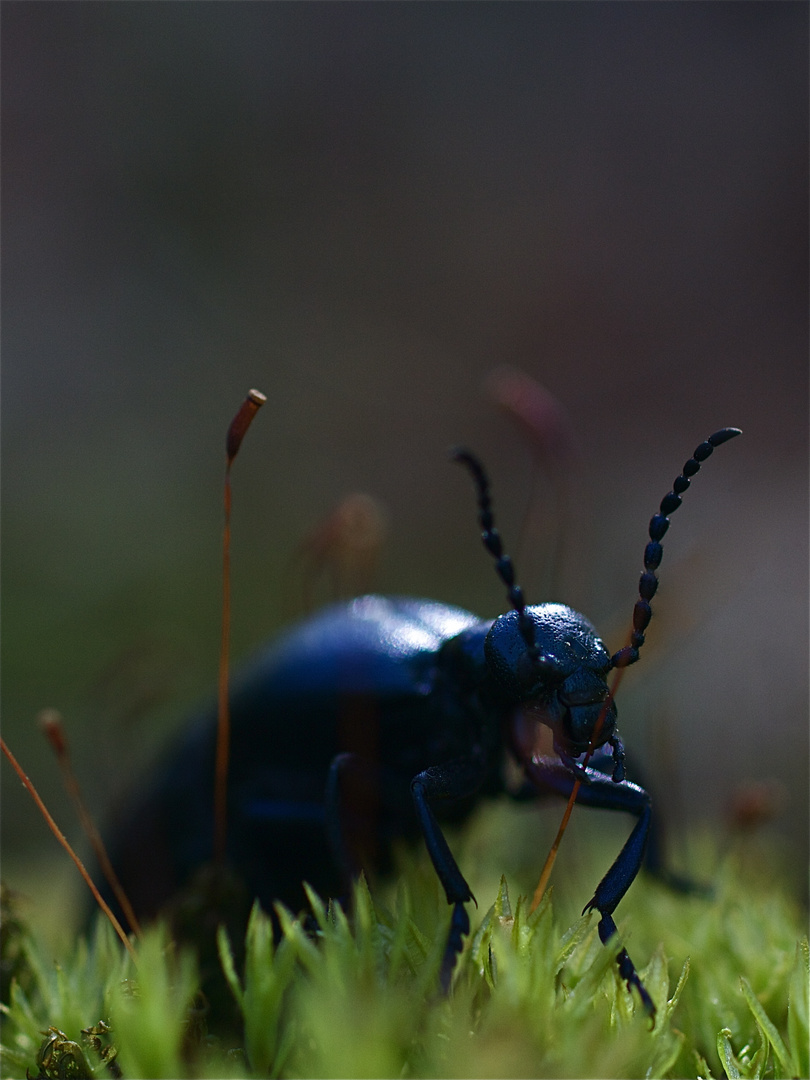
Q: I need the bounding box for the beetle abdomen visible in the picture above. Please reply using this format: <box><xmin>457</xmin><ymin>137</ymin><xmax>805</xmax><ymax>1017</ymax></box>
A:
<box><xmin>101</xmin><ymin>596</ymin><xmax>489</xmax><ymax>924</ymax></box>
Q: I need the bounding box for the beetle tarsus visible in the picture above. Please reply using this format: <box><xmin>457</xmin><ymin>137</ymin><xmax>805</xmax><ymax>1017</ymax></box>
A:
<box><xmin>595</xmin><ymin>912</ymin><xmax>656</xmax><ymax>1019</ymax></box>
<box><xmin>555</xmin><ymin>744</ymin><xmax>591</xmax><ymax>779</ymax></box>
<box><xmin>609</xmin><ymin>732</ymin><xmax>626</xmax><ymax>782</ymax></box>
<box><xmin>439</xmin><ymin>900</ymin><xmax>470</xmax><ymax>993</ymax></box>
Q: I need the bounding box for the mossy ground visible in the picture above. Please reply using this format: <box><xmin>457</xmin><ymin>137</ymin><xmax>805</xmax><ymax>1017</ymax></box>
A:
<box><xmin>1</xmin><ymin>814</ymin><xmax>806</xmax><ymax>1080</ymax></box>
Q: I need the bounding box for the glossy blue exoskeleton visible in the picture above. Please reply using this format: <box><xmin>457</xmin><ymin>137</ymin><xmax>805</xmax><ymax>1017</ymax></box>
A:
<box><xmin>103</xmin><ymin>428</ymin><xmax>740</xmax><ymax>1014</ymax></box>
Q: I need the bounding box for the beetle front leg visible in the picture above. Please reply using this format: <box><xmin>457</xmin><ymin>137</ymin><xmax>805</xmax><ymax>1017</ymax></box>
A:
<box><xmin>523</xmin><ymin>758</ymin><xmax>656</xmax><ymax>1016</ymax></box>
<box><xmin>411</xmin><ymin>755</ymin><xmax>486</xmax><ymax>992</ymax></box>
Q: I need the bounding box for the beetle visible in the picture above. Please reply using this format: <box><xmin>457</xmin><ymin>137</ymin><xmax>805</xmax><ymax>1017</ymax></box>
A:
<box><xmin>101</xmin><ymin>427</ymin><xmax>740</xmax><ymax>1013</ymax></box>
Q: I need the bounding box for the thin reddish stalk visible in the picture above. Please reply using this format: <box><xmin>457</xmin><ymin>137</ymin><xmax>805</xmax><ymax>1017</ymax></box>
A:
<box><xmin>1</xmin><ymin>736</ymin><xmax>136</xmax><ymax>960</ymax></box>
<box><xmin>39</xmin><ymin>709</ymin><xmax>142</xmax><ymax>936</ymax></box>
<box><xmin>214</xmin><ymin>389</ymin><xmax>266</xmax><ymax>865</ymax></box>
<box><xmin>530</xmin><ymin>665</ymin><xmax>627</xmax><ymax>912</ymax></box>
<box><xmin>214</xmin><ymin>464</ymin><xmax>233</xmax><ymax>865</ymax></box>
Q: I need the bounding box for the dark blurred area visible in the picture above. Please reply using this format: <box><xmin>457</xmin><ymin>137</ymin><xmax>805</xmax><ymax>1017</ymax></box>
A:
<box><xmin>2</xmin><ymin>3</ymin><xmax>807</xmax><ymax>931</ymax></box>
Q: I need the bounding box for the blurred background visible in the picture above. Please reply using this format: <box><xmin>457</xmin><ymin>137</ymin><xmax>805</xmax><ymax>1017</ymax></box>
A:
<box><xmin>3</xmin><ymin>3</ymin><xmax>807</xmax><ymax>933</ymax></box>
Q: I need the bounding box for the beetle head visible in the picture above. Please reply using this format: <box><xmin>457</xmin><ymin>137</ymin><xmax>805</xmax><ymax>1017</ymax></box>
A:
<box><xmin>451</xmin><ymin>450</ymin><xmax>616</xmax><ymax>759</ymax></box>
<box><xmin>484</xmin><ymin>603</ymin><xmax>616</xmax><ymax>758</ymax></box>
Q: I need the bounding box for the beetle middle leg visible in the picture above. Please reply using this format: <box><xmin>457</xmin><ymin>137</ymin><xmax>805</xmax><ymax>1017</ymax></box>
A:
<box><xmin>411</xmin><ymin>754</ymin><xmax>489</xmax><ymax>992</ymax></box>
<box><xmin>523</xmin><ymin>757</ymin><xmax>657</xmax><ymax>1016</ymax></box>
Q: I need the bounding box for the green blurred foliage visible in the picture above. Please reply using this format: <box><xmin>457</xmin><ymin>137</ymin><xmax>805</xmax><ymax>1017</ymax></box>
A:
<box><xmin>2</xmin><ymin>823</ymin><xmax>805</xmax><ymax>1079</ymax></box>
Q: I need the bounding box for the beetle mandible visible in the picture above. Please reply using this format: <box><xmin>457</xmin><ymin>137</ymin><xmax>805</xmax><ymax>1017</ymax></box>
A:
<box><xmin>103</xmin><ymin>427</ymin><xmax>741</xmax><ymax>1012</ymax></box>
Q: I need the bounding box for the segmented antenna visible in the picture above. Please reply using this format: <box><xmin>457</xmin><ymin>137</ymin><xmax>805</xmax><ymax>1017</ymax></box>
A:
<box><xmin>611</xmin><ymin>427</ymin><xmax>742</xmax><ymax>669</ymax></box>
<box><xmin>451</xmin><ymin>448</ymin><xmax>541</xmax><ymax>667</ymax></box>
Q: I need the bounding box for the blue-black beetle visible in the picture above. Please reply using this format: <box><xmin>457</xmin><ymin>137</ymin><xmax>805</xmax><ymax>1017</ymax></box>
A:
<box><xmin>102</xmin><ymin>428</ymin><xmax>740</xmax><ymax>1012</ymax></box>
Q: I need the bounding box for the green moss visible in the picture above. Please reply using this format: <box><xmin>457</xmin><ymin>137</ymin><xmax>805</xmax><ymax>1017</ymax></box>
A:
<box><xmin>1</xmin><ymin>836</ymin><xmax>805</xmax><ymax>1079</ymax></box>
